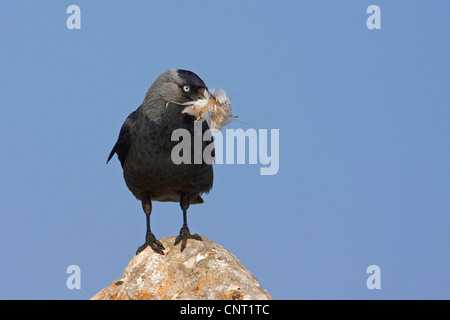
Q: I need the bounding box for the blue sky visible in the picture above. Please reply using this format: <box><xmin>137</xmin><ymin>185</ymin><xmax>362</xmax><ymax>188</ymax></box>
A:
<box><xmin>1</xmin><ymin>1</ymin><xmax>449</xmax><ymax>299</ymax></box>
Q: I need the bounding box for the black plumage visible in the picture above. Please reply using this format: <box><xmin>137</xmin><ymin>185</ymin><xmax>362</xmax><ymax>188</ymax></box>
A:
<box><xmin>108</xmin><ymin>69</ymin><xmax>214</xmax><ymax>254</ymax></box>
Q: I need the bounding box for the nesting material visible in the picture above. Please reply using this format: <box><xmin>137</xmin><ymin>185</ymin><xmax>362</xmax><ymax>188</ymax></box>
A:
<box><xmin>166</xmin><ymin>88</ymin><xmax>237</xmax><ymax>131</ymax></box>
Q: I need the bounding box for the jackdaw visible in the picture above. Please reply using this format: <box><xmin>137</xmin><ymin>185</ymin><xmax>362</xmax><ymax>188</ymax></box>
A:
<box><xmin>107</xmin><ymin>69</ymin><xmax>214</xmax><ymax>255</ymax></box>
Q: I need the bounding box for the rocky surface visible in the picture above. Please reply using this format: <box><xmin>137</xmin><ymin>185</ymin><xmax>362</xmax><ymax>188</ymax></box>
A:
<box><xmin>91</xmin><ymin>236</ymin><xmax>272</xmax><ymax>300</ymax></box>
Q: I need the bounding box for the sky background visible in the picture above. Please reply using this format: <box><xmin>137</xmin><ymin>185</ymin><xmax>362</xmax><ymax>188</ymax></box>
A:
<box><xmin>1</xmin><ymin>1</ymin><xmax>449</xmax><ymax>300</ymax></box>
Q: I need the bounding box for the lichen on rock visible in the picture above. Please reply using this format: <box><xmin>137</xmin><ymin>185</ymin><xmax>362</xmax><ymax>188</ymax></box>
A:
<box><xmin>91</xmin><ymin>236</ymin><xmax>272</xmax><ymax>300</ymax></box>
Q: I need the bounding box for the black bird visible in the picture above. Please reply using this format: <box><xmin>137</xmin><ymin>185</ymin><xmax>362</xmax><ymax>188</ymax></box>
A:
<box><xmin>107</xmin><ymin>69</ymin><xmax>214</xmax><ymax>255</ymax></box>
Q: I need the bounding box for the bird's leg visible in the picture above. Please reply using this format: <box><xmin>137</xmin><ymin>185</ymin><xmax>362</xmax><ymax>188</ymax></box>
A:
<box><xmin>136</xmin><ymin>199</ymin><xmax>165</xmax><ymax>255</ymax></box>
<box><xmin>174</xmin><ymin>193</ymin><xmax>202</xmax><ymax>252</ymax></box>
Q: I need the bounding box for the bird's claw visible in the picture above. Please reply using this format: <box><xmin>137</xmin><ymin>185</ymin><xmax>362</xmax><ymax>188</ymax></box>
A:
<box><xmin>174</xmin><ymin>225</ymin><xmax>202</xmax><ymax>252</ymax></box>
<box><xmin>136</xmin><ymin>232</ymin><xmax>165</xmax><ymax>255</ymax></box>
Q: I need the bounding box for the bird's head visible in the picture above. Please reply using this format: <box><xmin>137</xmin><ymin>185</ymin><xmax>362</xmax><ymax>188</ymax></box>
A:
<box><xmin>145</xmin><ymin>69</ymin><xmax>208</xmax><ymax>107</ymax></box>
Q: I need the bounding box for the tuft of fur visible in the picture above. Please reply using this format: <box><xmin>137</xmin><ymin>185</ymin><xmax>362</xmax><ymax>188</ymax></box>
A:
<box><xmin>167</xmin><ymin>88</ymin><xmax>236</xmax><ymax>132</ymax></box>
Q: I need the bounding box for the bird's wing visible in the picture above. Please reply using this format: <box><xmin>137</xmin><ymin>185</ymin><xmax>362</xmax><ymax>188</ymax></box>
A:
<box><xmin>107</xmin><ymin>110</ymin><xmax>138</xmax><ymax>168</ymax></box>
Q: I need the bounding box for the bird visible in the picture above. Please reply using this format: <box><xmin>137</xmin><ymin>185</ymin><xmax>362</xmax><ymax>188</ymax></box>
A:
<box><xmin>107</xmin><ymin>69</ymin><xmax>214</xmax><ymax>255</ymax></box>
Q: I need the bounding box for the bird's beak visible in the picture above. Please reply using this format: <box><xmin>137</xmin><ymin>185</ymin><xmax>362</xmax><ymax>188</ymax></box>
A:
<box><xmin>196</xmin><ymin>87</ymin><xmax>209</xmax><ymax>100</ymax></box>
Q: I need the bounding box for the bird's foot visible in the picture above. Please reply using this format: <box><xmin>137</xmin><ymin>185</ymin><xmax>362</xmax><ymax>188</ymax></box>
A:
<box><xmin>174</xmin><ymin>225</ymin><xmax>202</xmax><ymax>252</ymax></box>
<box><xmin>136</xmin><ymin>231</ymin><xmax>165</xmax><ymax>255</ymax></box>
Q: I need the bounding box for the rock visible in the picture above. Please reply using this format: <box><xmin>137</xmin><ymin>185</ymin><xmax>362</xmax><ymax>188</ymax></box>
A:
<box><xmin>91</xmin><ymin>236</ymin><xmax>272</xmax><ymax>300</ymax></box>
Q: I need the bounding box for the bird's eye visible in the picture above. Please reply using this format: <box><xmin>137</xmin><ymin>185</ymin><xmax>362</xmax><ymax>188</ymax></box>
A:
<box><xmin>183</xmin><ymin>85</ymin><xmax>190</xmax><ymax>93</ymax></box>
